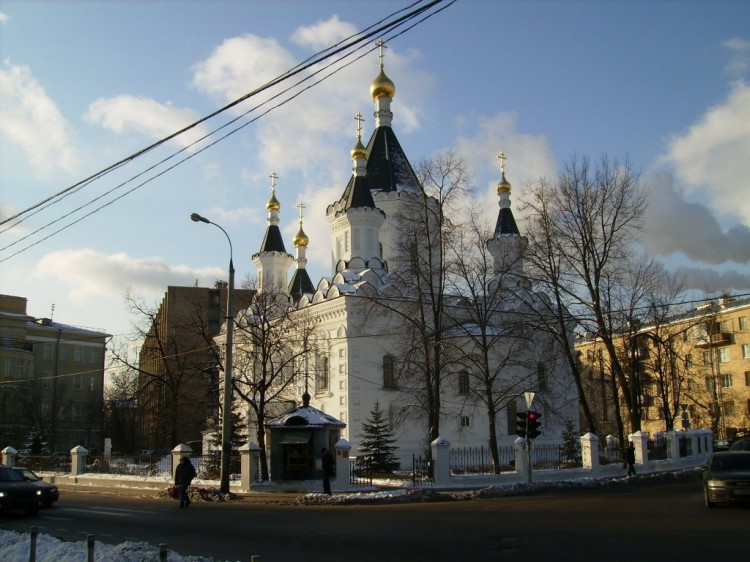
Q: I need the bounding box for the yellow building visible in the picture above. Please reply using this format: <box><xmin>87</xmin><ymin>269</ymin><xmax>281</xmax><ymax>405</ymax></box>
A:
<box><xmin>0</xmin><ymin>294</ymin><xmax>110</xmax><ymax>453</ymax></box>
<box><xmin>576</xmin><ymin>296</ymin><xmax>750</xmax><ymax>440</ymax></box>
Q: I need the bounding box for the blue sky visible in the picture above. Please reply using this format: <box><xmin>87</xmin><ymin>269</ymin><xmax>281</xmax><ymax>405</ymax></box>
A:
<box><xmin>2</xmin><ymin>0</ymin><xmax>750</xmax><ymax>343</ymax></box>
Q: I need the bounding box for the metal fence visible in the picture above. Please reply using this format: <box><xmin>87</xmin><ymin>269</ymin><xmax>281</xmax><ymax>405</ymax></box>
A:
<box><xmin>349</xmin><ymin>455</ymin><xmax>373</xmax><ymax>487</ymax></box>
<box><xmin>412</xmin><ymin>455</ymin><xmax>432</xmax><ymax>487</ymax></box>
<box><xmin>648</xmin><ymin>438</ymin><xmax>668</xmax><ymax>461</ymax></box>
<box><xmin>15</xmin><ymin>454</ymin><xmax>70</xmax><ymax>473</ymax></box>
<box><xmin>449</xmin><ymin>445</ymin><xmax>515</xmax><ymax>475</ymax></box>
<box><xmin>598</xmin><ymin>441</ymin><xmax>623</xmax><ymax>465</ymax></box>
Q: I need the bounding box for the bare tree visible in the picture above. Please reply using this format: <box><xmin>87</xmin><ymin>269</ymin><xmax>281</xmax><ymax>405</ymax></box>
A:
<box><xmin>109</xmin><ymin>291</ymin><xmax>225</xmax><ymax>450</ymax></box>
<box><xmin>443</xmin><ymin>203</ymin><xmax>537</xmax><ymax>471</ymax></box>
<box><xmin>369</xmin><ymin>151</ymin><xmax>472</xmax><ymax>451</ymax></box>
<box><xmin>231</xmin><ymin>289</ymin><xmax>314</xmax><ymax>480</ymax></box>
<box><xmin>523</xmin><ymin>154</ymin><xmax>647</xmax><ymax>433</ymax></box>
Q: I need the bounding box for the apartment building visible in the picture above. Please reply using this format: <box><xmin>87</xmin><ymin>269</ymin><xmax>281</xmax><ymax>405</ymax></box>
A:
<box><xmin>136</xmin><ymin>283</ymin><xmax>255</xmax><ymax>452</ymax></box>
<box><xmin>0</xmin><ymin>294</ymin><xmax>110</xmax><ymax>453</ymax></box>
<box><xmin>576</xmin><ymin>296</ymin><xmax>750</xmax><ymax>439</ymax></box>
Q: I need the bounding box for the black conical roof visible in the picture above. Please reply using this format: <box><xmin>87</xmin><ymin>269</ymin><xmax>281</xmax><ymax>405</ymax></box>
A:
<box><xmin>495</xmin><ymin>207</ymin><xmax>520</xmax><ymax>236</ymax></box>
<box><xmin>364</xmin><ymin>126</ymin><xmax>419</xmax><ymax>193</ymax></box>
<box><xmin>259</xmin><ymin>224</ymin><xmax>287</xmax><ymax>253</ymax></box>
<box><xmin>289</xmin><ymin>268</ymin><xmax>315</xmax><ymax>302</ymax></box>
<box><xmin>340</xmin><ymin>175</ymin><xmax>376</xmax><ymax>209</ymax></box>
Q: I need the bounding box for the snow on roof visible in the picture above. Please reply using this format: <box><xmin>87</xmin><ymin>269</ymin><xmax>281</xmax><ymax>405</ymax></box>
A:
<box><xmin>266</xmin><ymin>405</ymin><xmax>346</xmax><ymax>428</ymax></box>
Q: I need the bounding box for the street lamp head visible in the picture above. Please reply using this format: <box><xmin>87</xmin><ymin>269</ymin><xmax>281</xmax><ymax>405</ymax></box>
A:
<box><xmin>190</xmin><ymin>212</ymin><xmax>210</xmax><ymax>224</ymax></box>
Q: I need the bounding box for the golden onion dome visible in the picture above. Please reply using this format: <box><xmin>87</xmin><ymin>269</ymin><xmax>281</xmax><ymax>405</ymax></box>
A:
<box><xmin>351</xmin><ymin>137</ymin><xmax>367</xmax><ymax>160</ymax></box>
<box><xmin>293</xmin><ymin>225</ymin><xmax>309</xmax><ymax>247</ymax></box>
<box><xmin>497</xmin><ymin>172</ymin><xmax>512</xmax><ymax>194</ymax></box>
<box><xmin>370</xmin><ymin>68</ymin><xmax>396</xmax><ymax>100</ymax></box>
<box><xmin>266</xmin><ymin>191</ymin><xmax>281</xmax><ymax>212</ymax></box>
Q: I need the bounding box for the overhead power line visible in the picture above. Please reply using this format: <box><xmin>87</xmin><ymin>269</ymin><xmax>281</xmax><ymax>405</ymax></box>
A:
<box><xmin>0</xmin><ymin>0</ymin><xmax>455</xmax><ymax>263</ymax></box>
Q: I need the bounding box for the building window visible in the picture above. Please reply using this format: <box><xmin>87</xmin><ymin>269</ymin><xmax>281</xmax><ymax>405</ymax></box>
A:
<box><xmin>316</xmin><ymin>356</ymin><xmax>329</xmax><ymax>392</ymax></box>
<box><xmin>43</xmin><ymin>343</ymin><xmax>53</xmax><ymax>360</ymax></box>
<box><xmin>89</xmin><ymin>350</ymin><xmax>97</xmax><ymax>363</ymax></box>
<box><xmin>720</xmin><ymin>374</ymin><xmax>733</xmax><ymax>388</ymax></box>
<box><xmin>4</xmin><ymin>358</ymin><xmax>13</xmax><ymax>378</ymax></box>
<box><xmin>723</xmin><ymin>401</ymin><xmax>735</xmax><ymax>416</ymax></box>
<box><xmin>460</xmin><ymin>416</ymin><xmax>471</xmax><ymax>428</ymax></box>
<box><xmin>383</xmin><ymin>355</ymin><xmax>396</xmax><ymax>389</ymax></box>
<box><xmin>42</xmin><ymin>371</ymin><xmax>52</xmax><ymax>389</ymax></box>
<box><xmin>74</xmin><ymin>346</ymin><xmax>83</xmax><ymax>362</ymax></box>
<box><xmin>458</xmin><ymin>370</ymin><xmax>469</xmax><ymax>395</ymax></box>
<box><xmin>743</xmin><ymin>344</ymin><xmax>750</xmax><ymax>359</ymax></box>
<box><xmin>687</xmin><ymin>379</ymin><xmax>697</xmax><ymax>393</ymax></box>
<box><xmin>746</xmin><ymin>371</ymin><xmax>750</xmax><ymax>386</ymax></box>
<box><xmin>537</xmin><ymin>362</ymin><xmax>547</xmax><ymax>390</ymax></box>
<box><xmin>89</xmin><ymin>377</ymin><xmax>96</xmax><ymax>391</ymax></box>
<box><xmin>719</xmin><ymin>348</ymin><xmax>730</xmax><ymax>363</ymax></box>
<box><xmin>73</xmin><ymin>373</ymin><xmax>82</xmax><ymax>390</ymax></box>
<box><xmin>705</xmin><ymin>377</ymin><xmax>715</xmax><ymax>392</ymax></box>
<box><xmin>71</xmin><ymin>403</ymin><xmax>81</xmax><ymax>420</ymax></box>
<box><xmin>60</xmin><ymin>346</ymin><xmax>69</xmax><ymax>361</ymax></box>
<box><xmin>721</xmin><ymin>320</ymin><xmax>731</xmax><ymax>333</ymax></box>
<box><xmin>685</xmin><ymin>354</ymin><xmax>693</xmax><ymax>367</ymax></box>
<box><xmin>747</xmin><ymin>399</ymin><xmax>750</xmax><ymax>415</ymax></box>
<box><xmin>740</xmin><ymin>317</ymin><xmax>748</xmax><ymax>331</ymax></box>
<box><xmin>703</xmin><ymin>351</ymin><xmax>712</xmax><ymax>366</ymax></box>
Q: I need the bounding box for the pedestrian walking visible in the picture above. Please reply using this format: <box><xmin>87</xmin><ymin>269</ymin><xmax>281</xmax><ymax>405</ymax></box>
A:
<box><xmin>625</xmin><ymin>442</ymin><xmax>636</xmax><ymax>476</ymax></box>
<box><xmin>321</xmin><ymin>448</ymin><xmax>334</xmax><ymax>495</ymax></box>
<box><xmin>175</xmin><ymin>456</ymin><xmax>197</xmax><ymax>508</ymax></box>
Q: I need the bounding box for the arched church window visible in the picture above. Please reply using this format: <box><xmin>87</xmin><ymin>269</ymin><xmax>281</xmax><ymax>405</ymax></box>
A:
<box><xmin>383</xmin><ymin>355</ymin><xmax>396</xmax><ymax>389</ymax></box>
<box><xmin>316</xmin><ymin>356</ymin><xmax>329</xmax><ymax>392</ymax></box>
<box><xmin>458</xmin><ymin>370</ymin><xmax>469</xmax><ymax>395</ymax></box>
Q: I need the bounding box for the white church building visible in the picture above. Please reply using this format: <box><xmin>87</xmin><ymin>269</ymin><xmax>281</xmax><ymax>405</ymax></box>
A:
<box><xmin>231</xmin><ymin>48</ymin><xmax>580</xmax><ymax>468</ymax></box>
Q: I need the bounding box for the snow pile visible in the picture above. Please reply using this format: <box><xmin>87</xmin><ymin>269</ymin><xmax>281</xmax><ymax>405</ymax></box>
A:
<box><xmin>0</xmin><ymin>530</ymin><xmax>227</xmax><ymax>562</ymax></box>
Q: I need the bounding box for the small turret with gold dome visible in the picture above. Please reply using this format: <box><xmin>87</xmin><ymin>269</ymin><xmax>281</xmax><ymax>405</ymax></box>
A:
<box><xmin>497</xmin><ymin>152</ymin><xmax>512</xmax><ymax>194</ymax></box>
<box><xmin>293</xmin><ymin>202</ymin><xmax>309</xmax><ymax>248</ymax></box>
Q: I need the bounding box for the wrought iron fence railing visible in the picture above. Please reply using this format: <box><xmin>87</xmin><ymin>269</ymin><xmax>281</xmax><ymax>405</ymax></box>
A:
<box><xmin>449</xmin><ymin>445</ymin><xmax>515</xmax><ymax>474</ymax></box>
<box><xmin>412</xmin><ymin>455</ymin><xmax>432</xmax><ymax>487</ymax></box>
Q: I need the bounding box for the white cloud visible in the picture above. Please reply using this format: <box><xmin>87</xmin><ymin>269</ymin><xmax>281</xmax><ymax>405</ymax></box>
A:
<box><xmin>642</xmin><ymin>171</ymin><xmax>750</xmax><ymax>265</ymax></box>
<box><xmin>723</xmin><ymin>37</ymin><xmax>750</xmax><ymax>78</ymax></box>
<box><xmin>84</xmin><ymin>95</ymin><xmax>209</xmax><ymax>149</ymax></box>
<box><xmin>0</xmin><ymin>11</ymin><xmax>9</xmax><ymax>24</ymax></box>
<box><xmin>190</xmin><ymin>25</ymin><xmax>430</xmax><ymax>186</ymax></box>
<box><xmin>659</xmin><ymin>81</ymin><xmax>750</xmax><ymax>224</ymax></box>
<box><xmin>34</xmin><ymin>249</ymin><xmax>223</xmax><ymax>304</ymax></box>
<box><xmin>674</xmin><ymin>265</ymin><xmax>750</xmax><ymax>293</ymax></box>
<box><xmin>291</xmin><ymin>15</ymin><xmax>358</xmax><ymax>50</ymax></box>
<box><xmin>0</xmin><ymin>61</ymin><xmax>77</xmax><ymax>176</ymax></box>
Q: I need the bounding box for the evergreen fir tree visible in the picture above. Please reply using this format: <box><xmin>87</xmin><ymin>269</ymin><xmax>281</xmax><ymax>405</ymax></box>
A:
<box><xmin>359</xmin><ymin>401</ymin><xmax>400</xmax><ymax>472</ymax></box>
<box><xmin>560</xmin><ymin>419</ymin><xmax>581</xmax><ymax>466</ymax></box>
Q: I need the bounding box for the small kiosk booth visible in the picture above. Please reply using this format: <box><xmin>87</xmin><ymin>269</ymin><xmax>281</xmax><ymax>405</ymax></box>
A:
<box><xmin>265</xmin><ymin>393</ymin><xmax>345</xmax><ymax>481</ymax></box>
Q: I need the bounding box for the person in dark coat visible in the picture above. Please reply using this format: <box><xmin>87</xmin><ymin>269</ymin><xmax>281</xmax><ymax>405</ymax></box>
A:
<box><xmin>174</xmin><ymin>456</ymin><xmax>197</xmax><ymax>508</ymax></box>
<box><xmin>321</xmin><ymin>448</ymin><xmax>334</xmax><ymax>495</ymax></box>
<box><xmin>625</xmin><ymin>442</ymin><xmax>636</xmax><ymax>476</ymax></box>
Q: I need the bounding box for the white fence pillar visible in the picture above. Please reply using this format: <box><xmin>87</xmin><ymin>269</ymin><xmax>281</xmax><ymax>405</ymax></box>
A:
<box><xmin>630</xmin><ymin>431</ymin><xmax>649</xmax><ymax>466</ymax></box>
<box><xmin>431</xmin><ymin>437</ymin><xmax>451</xmax><ymax>486</ymax></box>
<box><xmin>1</xmin><ymin>446</ymin><xmax>18</xmax><ymax>467</ymax></box>
<box><xmin>581</xmin><ymin>432</ymin><xmax>599</xmax><ymax>470</ymax></box>
<box><xmin>171</xmin><ymin>443</ymin><xmax>192</xmax><ymax>478</ymax></box>
<box><xmin>514</xmin><ymin>438</ymin><xmax>528</xmax><ymax>475</ymax></box>
<box><xmin>332</xmin><ymin>439</ymin><xmax>351</xmax><ymax>491</ymax></box>
<box><xmin>70</xmin><ymin>445</ymin><xmax>88</xmax><ymax>475</ymax></box>
<box><xmin>240</xmin><ymin>442</ymin><xmax>261</xmax><ymax>490</ymax></box>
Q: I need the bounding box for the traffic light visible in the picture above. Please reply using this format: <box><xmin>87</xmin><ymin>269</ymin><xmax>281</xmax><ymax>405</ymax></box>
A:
<box><xmin>516</xmin><ymin>411</ymin><xmax>528</xmax><ymax>438</ymax></box>
<box><xmin>527</xmin><ymin>410</ymin><xmax>542</xmax><ymax>439</ymax></box>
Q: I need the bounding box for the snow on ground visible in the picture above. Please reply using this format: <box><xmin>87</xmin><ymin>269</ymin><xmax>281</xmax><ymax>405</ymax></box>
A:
<box><xmin>0</xmin><ymin>467</ymin><xmax>702</xmax><ymax>561</ymax></box>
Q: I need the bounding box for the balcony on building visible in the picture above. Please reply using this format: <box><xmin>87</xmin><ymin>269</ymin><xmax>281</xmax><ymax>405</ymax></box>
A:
<box><xmin>694</xmin><ymin>332</ymin><xmax>732</xmax><ymax>348</ymax></box>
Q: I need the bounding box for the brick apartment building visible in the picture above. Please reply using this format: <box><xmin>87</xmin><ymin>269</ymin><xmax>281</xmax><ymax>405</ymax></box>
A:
<box><xmin>0</xmin><ymin>294</ymin><xmax>109</xmax><ymax>454</ymax></box>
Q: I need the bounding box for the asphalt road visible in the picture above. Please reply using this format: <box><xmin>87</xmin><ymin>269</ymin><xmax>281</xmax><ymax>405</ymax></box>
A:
<box><xmin>2</xmin><ymin>476</ymin><xmax>749</xmax><ymax>561</ymax></box>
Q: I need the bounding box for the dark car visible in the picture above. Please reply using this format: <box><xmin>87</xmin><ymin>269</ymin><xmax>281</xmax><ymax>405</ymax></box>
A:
<box><xmin>0</xmin><ymin>465</ymin><xmax>42</xmax><ymax>515</ymax></box>
<box><xmin>703</xmin><ymin>451</ymin><xmax>750</xmax><ymax>508</ymax></box>
<box><xmin>728</xmin><ymin>436</ymin><xmax>750</xmax><ymax>451</ymax></box>
<box><xmin>12</xmin><ymin>467</ymin><xmax>59</xmax><ymax>507</ymax></box>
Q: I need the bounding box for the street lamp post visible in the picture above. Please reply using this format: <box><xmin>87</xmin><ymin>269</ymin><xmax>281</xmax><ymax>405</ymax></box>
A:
<box><xmin>191</xmin><ymin>212</ymin><xmax>234</xmax><ymax>494</ymax></box>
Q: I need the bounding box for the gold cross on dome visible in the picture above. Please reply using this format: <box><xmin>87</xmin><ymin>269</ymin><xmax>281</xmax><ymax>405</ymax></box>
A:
<box><xmin>354</xmin><ymin>112</ymin><xmax>364</xmax><ymax>139</ymax></box>
<box><xmin>297</xmin><ymin>201</ymin><xmax>305</xmax><ymax>221</ymax></box>
<box><xmin>269</xmin><ymin>170</ymin><xmax>279</xmax><ymax>191</ymax></box>
<box><xmin>376</xmin><ymin>38</ymin><xmax>387</xmax><ymax>68</ymax></box>
<box><xmin>497</xmin><ymin>151</ymin><xmax>507</xmax><ymax>174</ymax></box>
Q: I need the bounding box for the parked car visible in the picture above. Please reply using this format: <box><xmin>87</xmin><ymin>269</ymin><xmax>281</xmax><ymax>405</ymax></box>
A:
<box><xmin>713</xmin><ymin>439</ymin><xmax>731</xmax><ymax>452</ymax></box>
<box><xmin>0</xmin><ymin>465</ymin><xmax>42</xmax><ymax>515</ymax></box>
<box><xmin>703</xmin><ymin>451</ymin><xmax>750</xmax><ymax>508</ymax></box>
<box><xmin>728</xmin><ymin>436</ymin><xmax>750</xmax><ymax>451</ymax></box>
<box><xmin>11</xmin><ymin>467</ymin><xmax>59</xmax><ymax>507</ymax></box>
